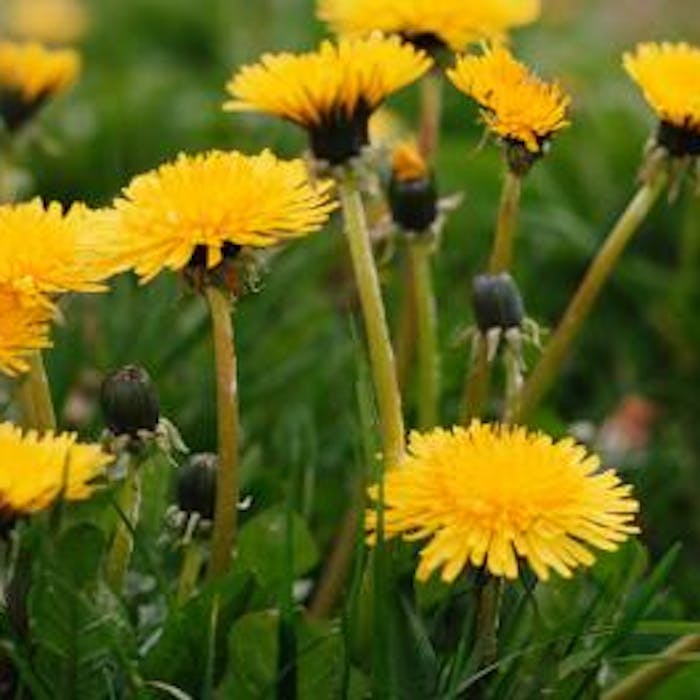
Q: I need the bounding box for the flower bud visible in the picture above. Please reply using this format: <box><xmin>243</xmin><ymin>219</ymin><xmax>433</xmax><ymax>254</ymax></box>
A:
<box><xmin>472</xmin><ymin>273</ymin><xmax>525</xmax><ymax>333</ymax></box>
<box><xmin>176</xmin><ymin>453</ymin><xmax>218</xmax><ymax>520</ymax></box>
<box><xmin>100</xmin><ymin>365</ymin><xmax>160</xmax><ymax>437</ymax></box>
<box><xmin>389</xmin><ymin>142</ymin><xmax>438</xmax><ymax>232</ymax></box>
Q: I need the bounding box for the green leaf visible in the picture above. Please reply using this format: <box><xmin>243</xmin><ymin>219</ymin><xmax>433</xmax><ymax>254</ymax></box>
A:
<box><xmin>235</xmin><ymin>507</ymin><xmax>319</xmax><ymax>596</ymax></box>
<box><xmin>140</xmin><ymin>569</ymin><xmax>252</xmax><ymax>696</ymax></box>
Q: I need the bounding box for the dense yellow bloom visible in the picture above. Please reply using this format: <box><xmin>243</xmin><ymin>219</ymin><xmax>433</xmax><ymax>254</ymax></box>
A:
<box><xmin>448</xmin><ymin>46</ymin><xmax>570</xmax><ymax>153</ymax></box>
<box><xmin>0</xmin><ymin>200</ymin><xmax>122</xmax><ymax>301</ymax></box>
<box><xmin>0</xmin><ymin>287</ymin><xmax>52</xmax><ymax>376</ymax></box>
<box><xmin>225</xmin><ymin>35</ymin><xmax>432</xmax><ymax>164</ymax></box>
<box><xmin>113</xmin><ymin>150</ymin><xmax>337</xmax><ymax>282</ymax></box>
<box><xmin>624</xmin><ymin>42</ymin><xmax>700</xmax><ymax>155</ymax></box>
<box><xmin>0</xmin><ymin>422</ymin><xmax>111</xmax><ymax>515</ymax></box>
<box><xmin>392</xmin><ymin>141</ymin><xmax>430</xmax><ymax>181</ymax></box>
<box><xmin>367</xmin><ymin>423</ymin><xmax>639</xmax><ymax>582</ymax></box>
<box><xmin>318</xmin><ymin>0</ymin><xmax>540</xmax><ymax>51</ymax></box>
<box><xmin>6</xmin><ymin>0</ymin><xmax>89</xmax><ymax>45</ymax></box>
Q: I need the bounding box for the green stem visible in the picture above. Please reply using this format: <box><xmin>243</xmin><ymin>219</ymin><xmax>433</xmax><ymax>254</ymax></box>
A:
<box><xmin>473</xmin><ymin>576</ymin><xmax>504</xmax><ymax>672</ymax></box>
<box><xmin>460</xmin><ymin>171</ymin><xmax>523</xmax><ymax>423</ymax></box>
<box><xmin>489</xmin><ymin>172</ymin><xmax>522</xmax><ymax>274</ymax></box>
<box><xmin>395</xmin><ymin>252</ymin><xmax>417</xmax><ymax>395</ymax></box>
<box><xmin>105</xmin><ymin>455</ymin><xmax>141</xmax><ymax>593</ymax></box>
<box><xmin>418</xmin><ymin>70</ymin><xmax>443</xmax><ymax>161</ymax></box>
<box><xmin>602</xmin><ymin>634</ymin><xmax>700</xmax><ymax>700</ymax></box>
<box><xmin>177</xmin><ymin>540</ymin><xmax>204</xmax><ymax>605</ymax></box>
<box><xmin>17</xmin><ymin>351</ymin><xmax>56</xmax><ymax>432</ymax></box>
<box><xmin>512</xmin><ymin>170</ymin><xmax>668</xmax><ymax>424</ymax></box>
<box><xmin>409</xmin><ymin>239</ymin><xmax>440</xmax><ymax>429</ymax></box>
<box><xmin>338</xmin><ymin>170</ymin><xmax>405</xmax><ymax>469</ymax></box>
<box><xmin>205</xmin><ymin>285</ymin><xmax>241</xmax><ymax>580</ymax></box>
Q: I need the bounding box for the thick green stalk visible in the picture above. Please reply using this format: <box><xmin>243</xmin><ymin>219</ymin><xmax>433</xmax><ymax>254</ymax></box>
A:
<box><xmin>473</xmin><ymin>576</ymin><xmax>504</xmax><ymax>672</ymax></box>
<box><xmin>409</xmin><ymin>239</ymin><xmax>440</xmax><ymax>429</ymax></box>
<box><xmin>460</xmin><ymin>171</ymin><xmax>523</xmax><ymax>423</ymax></box>
<box><xmin>418</xmin><ymin>70</ymin><xmax>443</xmax><ymax>161</ymax></box>
<box><xmin>17</xmin><ymin>351</ymin><xmax>56</xmax><ymax>431</ymax></box>
<box><xmin>105</xmin><ymin>455</ymin><xmax>141</xmax><ymax>593</ymax></box>
<box><xmin>338</xmin><ymin>170</ymin><xmax>405</xmax><ymax>469</ymax></box>
<box><xmin>512</xmin><ymin>171</ymin><xmax>668</xmax><ymax>423</ymax></box>
<box><xmin>177</xmin><ymin>540</ymin><xmax>204</xmax><ymax>605</ymax></box>
<box><xmin>205</xmin><ymin>285</ymin><xmax>241</xmax><ymax>580</ymax></box>
<box><xmin>602</xmin><ymin>634</ymin><xmax>700</xmax><ymax>700</ymax></box>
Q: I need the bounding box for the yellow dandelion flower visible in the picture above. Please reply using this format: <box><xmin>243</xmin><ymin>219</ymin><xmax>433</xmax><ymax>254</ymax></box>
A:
<box><xmin>0</xmin><ymin>287</ymin><xmax>53</xmax><ymax>376</ymax></box>
<box><xmin>113</xmin><ymin>149</ymin><xmax>337</xmax><ymax>283</ymax></box>
<box><xmin>392</xmin><ymin>141</ymin><xmax>430</xmax><ymax>181</ymax></box>
<box><xmin>318</xmin><ymin>0</ymin><xmax>541</xmax><ymax>52</ymax></box>
<box><xmin>0</xmin><ymin>41</ymin><xmax>80</xmax><ymax>131</ymax></box>
<box><xmin>367</xmin><ymin>423</ymin><xmax>639</xmax><ymax>583</ymax></box>
<box><xmin>6</xmin><ymin>0</ymin><xmax>89</xmax><ymax>45</ymax></box>
<box><xmin>224</xmin><ymin>34</ymin><xmax>433</xmax><ymax>165</ymax></box>
<box><xmin>624</xmin><ymin>42</ymin><xmax>700</xmax><ymax>157</ymax></box>
<box><xmin>0</xmin><ymin>422</ymin><xmax>111</xmax><ymax>515</ymax></box>
<box><xmin>0</xmin><ymin>199</ymin><xmax>122</xmax><ymax>301</ymax></box>
<box><xmin>448</xmin><ymin>46</ymin><xmax>570</xmax><ymax>157</ymax></box>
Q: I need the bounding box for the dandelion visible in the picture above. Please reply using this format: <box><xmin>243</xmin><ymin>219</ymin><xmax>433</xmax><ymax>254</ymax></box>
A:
<box><xmin>0</xmin><ymin>421</ymin><xmax>111</xmax><ymax>516</ymax></box>
<box><xmin>367</xmin><ymin>422</ymin><xmax>639</xmax><ymax>582</ymax></box>
<box><xmin>0</xmin><ymin>41</ymin><xmax>80</xmax><ymax>131</ymax></box>
<box><xmin>317</xmin><ymin>0</ymin><xmax>541</xmax><ymax>52</ymax></box>
<box><xmin>624</xmin><ymin>42</ymin><xmax>700</xmax><ymax>157</ymax></box>
<box><xmin>0</xmin><ymin>199</ymin><xmax>121</xmax><ymax>301</ymax></box>
<box><xmin>448</xmin><ymin>46</ymin><xmax>570</xmax><ymax>172</ymax></box>
<box><xmin>225</xmin><ymin>34</ymin><xmax>432</xmax><ymax>166</ymax></box>
<box><xmin>0</xmin><ymin>286</ymin><xmax>52</xmax><ymax>377</ymax></box>
<box><xmin>114</xmin><ymin>149</ymin><xmax>335</xmax><ymax>580</ymax></box>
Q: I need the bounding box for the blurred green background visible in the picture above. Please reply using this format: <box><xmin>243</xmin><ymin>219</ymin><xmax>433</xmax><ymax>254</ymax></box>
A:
<box><xmin>4</xmin><ymin>0</ymin><xmax>700</xmax><ymax>687</ymax></box>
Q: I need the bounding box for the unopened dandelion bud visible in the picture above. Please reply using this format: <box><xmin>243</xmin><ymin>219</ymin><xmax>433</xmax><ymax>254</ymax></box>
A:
<box><xmin>389</xmin><ymin>142</ymin><xmax>438</xmax><ymax>232</ymax></box>
<box><xmin>176</xmin><ymin>453</ymin><xmax>218</xmax><ymax>521</ymax></box>
<box><xmin>100</xmin><ymin>364</ymin><xmax>160</xmax><ymax>437</ymax></box>
<box><xmin>472</xmin><ymin>273</ymin><xmax>525</xmax><ymax>333</ymax></box>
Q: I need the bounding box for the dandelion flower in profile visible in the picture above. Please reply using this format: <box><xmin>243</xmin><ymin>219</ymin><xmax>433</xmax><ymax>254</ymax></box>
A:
<box><xmin>0</xmin><ymin>41</ymin><xmax>80</xmax><ymax>131</ymax></box>
<box><xmin>6</xmin><ymin>0</ymin><xmax>89</xmax><ymax>46</ymax></box>
<box><xmin>225</xmin><ymin>35</ymin><xmax>433</xmax><ymax>165</ymax></box>
<box><xmin>318</xmin><ymin>0</ymin><xmax>541</xmax><ymax>53</ymax></box>
<box><xmin>448</xmin><ymin>46</ymin><xmax>570</xmax><ymax>173</ymax></box>
<box><xmin>0</xmin><ymin>422</ymin><xmax>111</xmax><ymax>515</ymax></box>
<box><xmin>0</xmin><ymin>287</ymin><xmax>53</xmax><ymax>376</ymax></box>
<box><xmin>113</xmin><ymin>149</ymin><xmax>336</xmax><ymax>283</ymax></box>
<box><xmin>0</xmin><ymin>199</ymin><xmax>121</xmax><ymax>301</ymax></box>
<box><xmin>624</xmin><ymin>42</ymin><xmax>700</xmax><ymax>157</ymax></box>
<box><xmin>367</xmin><ymin>422</ymin><xmax>640</xmax><ymax>582</ymax></box>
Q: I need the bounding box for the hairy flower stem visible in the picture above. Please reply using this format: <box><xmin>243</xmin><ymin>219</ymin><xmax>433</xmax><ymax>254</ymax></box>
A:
<box><xmin>602</xmin><ymin>634</ymin><xmax>700</xmax><ymax>700</ymax></box>
<box><xmin>205</xmin><ymin>285</ymin><xmax>241</xmax><ymax>580</ymax></box>
<box><xmin>177</xmin><ymin>540</ymin><xmax>204</xmax><ymax>605</ymax></box>
<box><xmin>105</xmin><ymin>455</ymin><xmax>141</xmax><ymax>593</ymax></box>
<box><xmin>418</xmin><ymin>70</ymin><xmax>443</xmax><ymax>160</ymax></box>
<box><xmin>17</xmin><ymin>351</ymin><xmax>56</xmax><ymax>431</ymax></box>
<box><xmin>473</xmin><ymin>575</ymin><xmax>504</xmax><ymax>674</ymax></box>
<box><xmin>512</xmin><ymin>170</ymin><xmax>668</xmax><ymax>423</ymax></box>
<box><xmin>395</xmin><ymin>255</ymin><xmax>418</xmax><ymax>394</ymax></box>
<box><xmin>338</xmin><ymin>170</ymin><xmax>405</xmax><ymax>469</ymax></box>
<box><xmin>460</xmin><ymin>171</ymin><xmax>523</xmax><ymax>423</ymax></box>
<box><xmin>409</xmin><ymin>238</ymin><xmax>440</xmax><ymax>429</ymax></box>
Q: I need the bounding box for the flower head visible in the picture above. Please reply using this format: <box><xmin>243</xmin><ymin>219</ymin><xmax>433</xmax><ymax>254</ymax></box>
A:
<box><xmin>0</xmin><ymin>41</ymin><xmax>80</xmax><ymax>131</ymax></box>
<box><xmin>225</xmin><ymin>35</ymin><xmax>432</xmax><ymax>164</ymax></box>
<box><xmin>0</xmin><ymin>422</ymin><xmax>111</xmax><ymax>516</ymax></box>
<box><xmin>367</xmin><ymin>422</ymin><xmax>639</xmax><ymax>582</ymax></box>
<box><xmin>392</xmin><ymin>141</ymin><xmax>430</xmax><ymax>182</ymax></box>
<box><xmin>6</xmin><ymin>0</ymin><xmax>89</xmax><ymax>45</ymax></box>
<box><xmin>389</xmin><ymin>142</ymin><xmax>438</xmax><ymax>232</ymax></box>
<box><xmin>448</xmin><ymin>46</ymin><xmax>570</xmax><ymax>169</ymax></box>
<box><xmin>318</xmin><ymin>0</ymin><xmax>541</xmax><ymax>52</ymax></box>
<box><xmin>113</xmin><ymin>150</ymin><xmax>336</xmax><ymax>283</ymax></box>
<box><xmin>624</xmin><ymin>42</ymin><xmax>700</xmax><ymax>157</ymax></box>
<box><xmin>0</xmin><ymin>199</ymin><xmax>122</xmax><ymax>302</ymax></box>
<box><xmin>0</xmin><ymin>287</ymin><xmax>53</xmax><ymax>376</ymax></box>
